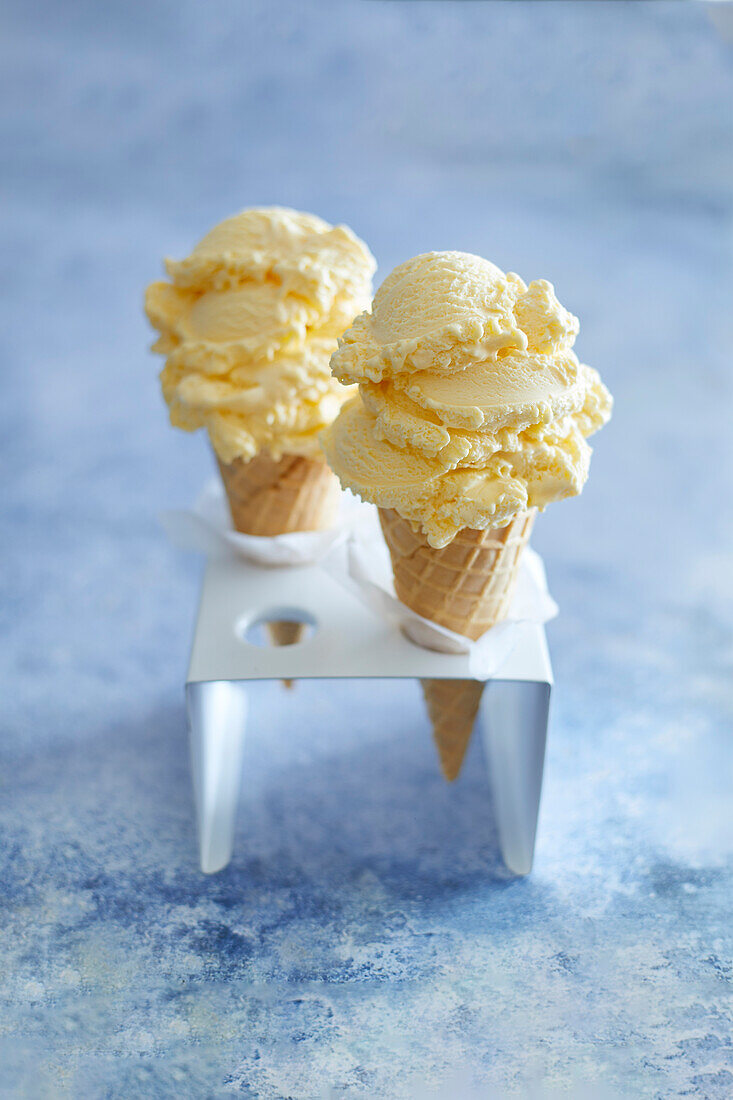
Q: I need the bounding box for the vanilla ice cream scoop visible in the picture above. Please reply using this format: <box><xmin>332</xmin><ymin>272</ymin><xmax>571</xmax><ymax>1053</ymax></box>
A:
<box><xmin>322</xmin><ymin>251</ymin><xmax>612</xmax><ymax>548</ymax></box>
<box><xmin>145</xmin><ymin>207</ymin><xmax>376</xmax><ymax>463</ymax></box>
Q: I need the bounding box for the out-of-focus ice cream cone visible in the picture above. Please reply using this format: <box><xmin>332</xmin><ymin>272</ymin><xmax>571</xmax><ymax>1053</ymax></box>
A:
<box><xmin>146</xmin><ymin>208</ymin><xmax>375</xmax><ymax>677</ymax></box>
<box><xmin>266</xmin><ymin>620</ymin><xmax>304</xmax><ymax>647</ymax></box>
<box><xmin>145</xmin><ymin>208</ymin><xmax>375</xmax><ymax>470</ymax></box>
<box><xmin>266</xmin><ymin>618</ymin><xmax>303</xmax><ymax>687</ymax></box>
<box><xmin>379</xmin><ymin>507</ymin><xmax>535</xmax><ymax>780</ymax></box>
<box><xmin>218</xmin><ymin>450</ymin><xmax>340</xmax><ymax>667</ymax></box>
<box><xmin>217</xmin><ymin>451</ymin><xmax>341</xmax><ymax>536</ymax></box>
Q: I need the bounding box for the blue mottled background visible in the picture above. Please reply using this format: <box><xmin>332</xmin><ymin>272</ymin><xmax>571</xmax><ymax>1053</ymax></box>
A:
<box><xmin>1</xmin><ymin>2</ymin><xmax>732</xmax><ymax>1097</ymax></box>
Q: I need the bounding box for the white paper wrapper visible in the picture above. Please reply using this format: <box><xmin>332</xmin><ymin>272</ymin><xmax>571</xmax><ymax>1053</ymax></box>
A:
<box><xmin>327</xmin><ymin>507</ymin><xmax>558</xmax><ymax>681</ymax></box>
<box><xmin>160</xmin><ymin>480</ymin><xmax>371</xmax><ymax>568</ymax></box>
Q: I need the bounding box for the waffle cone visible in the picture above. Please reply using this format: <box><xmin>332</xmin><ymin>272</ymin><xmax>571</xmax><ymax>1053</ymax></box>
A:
<box><xmin>265</xmin><ymin>619</ymin><xmax>305</xmax><ymax>689</ymax></box>
<box><xmin>378</xmin><ymin>508</ymin><xmax>535</xmax><ymax>781</ymax></box>
<box><xmin>218</xmin><ymin>450</ymin><xmax>340</xmax><ymax>685</ymax></box>
<box><xmin>266</xmin><ymin>620</ymin><xmax>306</xmax><ymax>648</ymax></box>
<box><xmin>420</xmin><ymin>679</ymin><xmax>484</xmax><ymax>782</ymax></box>
<box><xmin>217</xmin><ymin>451</ymin><xmax>341</xmax><ymax>536</ymax></box>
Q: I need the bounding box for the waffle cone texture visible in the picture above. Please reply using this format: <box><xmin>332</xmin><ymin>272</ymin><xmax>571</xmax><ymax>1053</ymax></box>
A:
<box><xmin>218</xmin><ymin>450</ymin><xmax>340</xmax><ymax>675</ymax></box>
<box><xmin>379</xmin><ymin>507</ymin><xmax>535</xmax><ymax>781</ymax></box>
<box><xmin>217</xmin><ymin>451</ymin><xmax>340</xmax><ymax>536</ymax></box>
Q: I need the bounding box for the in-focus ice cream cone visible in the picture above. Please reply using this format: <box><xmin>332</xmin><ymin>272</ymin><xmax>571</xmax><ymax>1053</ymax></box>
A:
<box><xmin>322</xmin><ymin>250</ymin><xmax>612</xmax><ymax>780</ymax></box>
<box><xmin>379</xmin><ymin>507</ymin><xmax>535</xmax><ymax>779</ymax></box>
<box><xmin>265</xmin><ymin>619</ymin><xmax>304</xmax><ymax>649</ymax></box>
<box><xmin>420</xmin><ymin>679</ymin><xmax>484</xmax><ymax>783</ymax></box>
<box><xmin>265</xmin><ymin>617</ymin><xmax>304</xmax><ymax>687</ymax></box>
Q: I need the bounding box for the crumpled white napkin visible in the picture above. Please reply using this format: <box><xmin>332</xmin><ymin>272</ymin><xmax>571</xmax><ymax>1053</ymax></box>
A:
<box><xmin>327</xmin><ymin>507</ymin><xmax>558</xmax><ymax>680</ymax></box>
<box><xmin>161</xmin><ymin>482</ymin><xmax>557</xmax><ymax>678</ymax></box>
<box><xmin>159</xmin><ymin>480</ymin><xmax>370</xmax><ymax>568</ymax></box>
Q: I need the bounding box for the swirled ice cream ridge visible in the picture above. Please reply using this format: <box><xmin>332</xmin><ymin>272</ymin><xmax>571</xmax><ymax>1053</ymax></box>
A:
<box><xmin>145</xmin><ymin>207</ymin><xmax>375</xmax><ymax>463</ymax></box>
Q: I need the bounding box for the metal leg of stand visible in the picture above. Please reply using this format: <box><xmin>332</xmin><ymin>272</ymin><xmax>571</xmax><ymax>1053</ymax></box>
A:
<box><xmin>186</xmin><ymin>680</ymin><xmax>248</xmax><ymax>874</ymax></box>
<box><xmin>479</xmin><ymin>680</ymin><xmax>551</xmax><ymax>877</ymax></box>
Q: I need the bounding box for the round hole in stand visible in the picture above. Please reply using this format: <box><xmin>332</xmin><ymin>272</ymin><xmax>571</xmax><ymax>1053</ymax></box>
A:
<box><xmin>238</xmin><ymin>607</ymin><xmax>318</xmax><ymax>648</ymax></box>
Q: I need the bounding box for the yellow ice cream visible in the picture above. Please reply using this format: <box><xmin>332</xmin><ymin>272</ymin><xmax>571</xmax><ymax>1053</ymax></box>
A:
<box><xmin>322</xmin><ymin>251</ymin><xmax>612</xmax><ymax>548</ymax></box>
<box><xmin>145</xmin><ymin>207</ymin><xmax>376</xmax><ymax>463</ymax></box>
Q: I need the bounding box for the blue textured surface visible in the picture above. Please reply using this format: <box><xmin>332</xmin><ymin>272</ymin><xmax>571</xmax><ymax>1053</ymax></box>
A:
<box><xmin>2</xmin><ymin>2</ymin><xmax>732</xmax><ymax>1097</ymax></box>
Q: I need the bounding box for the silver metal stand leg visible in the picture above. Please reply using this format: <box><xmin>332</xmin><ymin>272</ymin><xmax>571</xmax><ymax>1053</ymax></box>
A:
<box><xmin>186</xmin><ymin>680</ymin><xmax>248</xmax><ymax>874</ymax></box>
<box><xmin>479</xmin><ymin>680</ymin><xmax>551</xmax><ymax>877</ymax></box>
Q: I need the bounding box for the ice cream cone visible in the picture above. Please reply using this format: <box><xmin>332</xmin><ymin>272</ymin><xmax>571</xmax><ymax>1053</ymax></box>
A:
<box><xmin>265</xmin><ymin>620</ymin><xmax>306</xmax><ymax>648</ymax></box>
<box><xmin>265</xmin><ymin>619</ymin><xmax>304</xmax><ymax>688</ymax></box>
<box><xmin>323</xmin><ymin>250</ymin><xmax>611</xmax><ymax>781</ymax></box>
<box><xmin>218</xmin><ymin>450</ymin><xmax>340</xmax><ymax>682</ymax></box>
<box><xmin>217</xmin><ymin>451</ymin><xmax>341</xmax><ymax>536</ymax></box>
<box><xmin>379</xmin><ymin>507</ymin><xmax>536</xmax><ymax>780</ymax></box>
